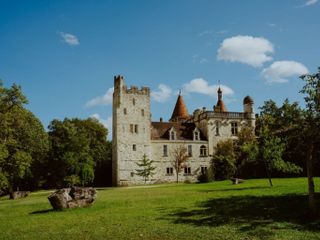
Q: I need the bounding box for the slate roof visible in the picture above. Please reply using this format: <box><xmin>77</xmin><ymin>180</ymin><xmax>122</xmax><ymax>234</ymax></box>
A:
<box><xmin>151</xmin><ymin>121</ymin><xmax>207</xmax><ymax>141</ymax></box>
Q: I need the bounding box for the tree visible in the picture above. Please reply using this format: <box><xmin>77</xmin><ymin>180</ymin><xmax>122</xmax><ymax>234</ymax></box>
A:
<box><xmin>212</xmin><ymin>139</ymin><xmax>236</xmax><ymax>180</ymax></box>
<box><xmin>300</xmin><ymin>67</ymin><xmax>320</xmax><ymax>214</ymax></box>
<box><xmin>171</xmin><ymin>145</ymin><xmax>189</xmax><ymax>183</ymax></box>
<box><xmin>0</xmin><ymin>81</ymin><xmax>49</xmax><ymax>196</ymax></box>
<box><xmin>47</xmin><ymin>118</ymin><xmax>109</xmax><ymax>187</ymax></box>
<box><xmin>234</xmin><ymin>126</ymin><xmax>256</xmax><ymax>177</ymax></box>
<box><xmin>135</xmin><ymin>154</ymin><xmax>156</xmax><ymax>184</ymax></box>
<box><xmin>242</xmin><ymin>126</ymin><xmax>301</xmax><ymax>187</ymax></box>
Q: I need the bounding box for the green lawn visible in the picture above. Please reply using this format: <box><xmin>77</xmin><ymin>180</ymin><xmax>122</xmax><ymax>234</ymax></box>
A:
<box><xmin>1</xmin><ymin>178</ymin><xmax>320</xmax><ymax>240</ymax></box>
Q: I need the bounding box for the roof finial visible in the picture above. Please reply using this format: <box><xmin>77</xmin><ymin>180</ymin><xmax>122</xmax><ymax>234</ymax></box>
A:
<box><xmin>179</xmin><ymin>89</ymin><xmax>182</xmax><ymax>95</ymax></box>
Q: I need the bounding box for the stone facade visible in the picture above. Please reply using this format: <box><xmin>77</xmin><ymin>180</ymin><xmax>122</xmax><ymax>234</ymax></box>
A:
<box><xmin>112</xmin><ymin>75</ymin><xmax>255</xmax><ymax>186</ymax></box>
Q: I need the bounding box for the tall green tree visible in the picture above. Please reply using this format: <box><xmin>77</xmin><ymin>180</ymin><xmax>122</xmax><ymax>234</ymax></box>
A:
<box><xmin>135</xmin><ymin>154</ymin><xmax>156</xmax><ymax>184</ymax></box>
<box><xmin>300</xmin><ymin>67</ymin><xmax>320</xmax><ymax>214</ymax></box>
<box><xmin>0</xmin><ymin>81</ymin><xmax>48</xmax><ymax>195</ymax></box>
<box><xmin>258</xmin><ymin>127</ymin><xmax>301</xmax><ymax>187</ymax></box>
<box><xmin>212</xmin><ymin>139</ymin><xmax>236</xmax><ymax>180</ymax></box>
<box><xmin>47</xmin><ymin>118</ymin><xmax>109</xmax><ymax>187</ymax></box>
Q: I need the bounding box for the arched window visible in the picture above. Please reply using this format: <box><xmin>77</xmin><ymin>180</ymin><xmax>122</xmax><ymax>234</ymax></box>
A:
<box><xmin>200</xmin><ymin>145</ymin><xmax>207</xmax><ymax>157</ymax></box>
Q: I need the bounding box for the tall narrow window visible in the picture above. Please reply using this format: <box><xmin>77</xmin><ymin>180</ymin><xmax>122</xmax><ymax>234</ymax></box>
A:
<box><xmin>216</xmin><ymin>121</ymin><xmax>220</xmax><ymax>136</ymax></box>
<box><xmin>231</xmin><ymin>122</ymin><xmax>238</xmax><ymax>135</ymax></box>
<box><xmin>133</xmin><ymin>144</ymin><xmax>136</xmax><ymax>151</ymax></box>
<box><xmin>200</xmin><ymin>145</ymin><xmax>207</xmax><ymax>157</ymax></box>
<box><xmin>188</xmin><ymin>145</ymin><xmax>192</xmax><ymax>157</ymax></box>
<box><xmin>123</xmin><ymin>108</ymin><xmax>127</xmax><ymax>115</ymax></box>
<box><xmin>133</xmin><ymin>98</ymin><xmax>136</xmax><ymax>105</ymax></box>
<box><xmin>166</xmin><ymin>167</ymin><xmax>173</xmax><ymax>175</ymax></box>
<box><xmin>163</xmin><ymin>145</ymin><xmax>168</xmax><ymax>157</ymax></box>
<box><xmin>134</xmin><ymin>124</ymin><xmax>138</xmax><ymax>133</ymax></box>
<box><xmin>141</xmin><ymin>109</ymin><xmax>145</xmax><ymax>116</ymax></box>
<box><xmin>184</xmin><ymin>167</ymin><xmax>191</xmax><ymax>175</ymax></box>
<box><xmin>170</xmin><ymin>131</ymin><xmax>175</xmax><ymax>140</ymax></box>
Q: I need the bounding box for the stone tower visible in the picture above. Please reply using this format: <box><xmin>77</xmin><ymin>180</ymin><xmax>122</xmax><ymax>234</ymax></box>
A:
<box><xmin>243</xmin><ymin>95</ymin><xmax>255</xmax><ymax>128</ymax></box>
<box><xmin>112</xmin><ymin>75</ymin><xmax>151</xmax><ymax>186</ymax></box>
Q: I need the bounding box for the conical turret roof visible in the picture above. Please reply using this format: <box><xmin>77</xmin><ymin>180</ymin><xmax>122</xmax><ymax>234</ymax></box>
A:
<box><xmin>169</xmin><ymin>93</ymin><xmax>189</xmax><ymax>122</ymax></box>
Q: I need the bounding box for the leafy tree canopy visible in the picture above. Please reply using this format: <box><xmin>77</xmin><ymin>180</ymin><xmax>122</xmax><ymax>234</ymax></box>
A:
<box><xmin>0</xmin><ymin>82</ymin><xmax>48</xmax><ymax>194</ymax></box>
<box><xmin>47</xmin><ymin>118</ymin><xmax>109</xmax><ymax>187</ymax></box>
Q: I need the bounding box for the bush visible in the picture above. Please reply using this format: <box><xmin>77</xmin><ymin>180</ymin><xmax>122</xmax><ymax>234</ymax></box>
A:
<box><xmin>212</xmin><ymin>156</ymin><xmax>236</xmax><ymax>180</ymax></box>
<box><xmin>197</xmin><ymin>167</ymin><xmax>214</xmax><ymax>183</ymax></box>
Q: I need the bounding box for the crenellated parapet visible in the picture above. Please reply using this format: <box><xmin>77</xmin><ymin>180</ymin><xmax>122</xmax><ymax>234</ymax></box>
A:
<box><xmin>113</xmin><ymin>75</ymin><xmax>150</xmax><ymax>96</ymax></box>
<box><xmin>124</xmin><ymin>85</ymin><xmax>150</xmax><ymax>95</ymax></box>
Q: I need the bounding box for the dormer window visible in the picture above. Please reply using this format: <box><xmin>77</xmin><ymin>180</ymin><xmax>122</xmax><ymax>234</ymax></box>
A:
<box><xmin>193</xmin><ymin>128</ymin><xmax>200</xmax><ymax>141</ymax></box>
<box><xmin>169</xmin><ymin>128</ymin><xmax>176</xmax><ymax>140</ymax></box>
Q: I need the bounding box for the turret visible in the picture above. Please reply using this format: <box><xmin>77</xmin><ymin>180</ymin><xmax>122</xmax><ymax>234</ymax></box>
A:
<box><xmin>243</xmin><ymin>95</ymin><xmax>255</xmax><ymax>128</ymax></box>
<box><xmin>213</xmin><ymin>87</ymin><xmax>227</xmax><ymax>112</ymax></box>
<box><xmin>169</xmin><ymin>92</ymin><xmax>189</xmax><ymax>122</ymax></box>
<box><xmin>243</xmin><ymin>95</ymin><xmax>254</xmax><ymax>113</ymax></box>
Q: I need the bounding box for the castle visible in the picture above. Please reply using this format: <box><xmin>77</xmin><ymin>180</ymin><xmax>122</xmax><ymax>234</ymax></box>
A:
<box><xmin>112</xmin><ymin>75</ymin><xmax>255</xmax><ymax>186</ymax></box>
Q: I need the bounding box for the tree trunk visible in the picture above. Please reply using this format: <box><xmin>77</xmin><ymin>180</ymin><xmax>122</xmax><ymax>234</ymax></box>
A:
<box><xmin>306</xmin><ymin>143</ymin><xmax>317</xmax><ymax>215</ymax></box>
<box><xmin>264</xmin><ymin>161</ymin><xmax>273</xmax><ymax>187</ymax></box>
<box><xmin>268</xmin><ymin>176</ymin><xmax>273</xmax><ymax>187</ymax></box>
<box><xmin>176</xmin><ymin>171</ymin><xmax>179</xmax><ymax>183</ymax></box>
<box><xmin>8</xmin><ymin>185</ymin><xmax>14</xmax><ymax>200</ymax></box>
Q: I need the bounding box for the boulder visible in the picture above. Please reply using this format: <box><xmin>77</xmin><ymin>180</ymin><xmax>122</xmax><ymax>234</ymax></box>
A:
<box><xmin>48</xmin><ymin>187</ymin><xmax>97</xmax><ymax>210</ymax></box>
<box><xmin>10</xmin><ymin>191</ymin><xmax>30</xmax><ymax>200</ymax></box>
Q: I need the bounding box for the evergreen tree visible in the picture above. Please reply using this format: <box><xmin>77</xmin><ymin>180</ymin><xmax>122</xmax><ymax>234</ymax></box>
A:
<box><xmin>135</xmin><ymin>154</ymin><xmax>156</xmax><ymax>184</ymax></box>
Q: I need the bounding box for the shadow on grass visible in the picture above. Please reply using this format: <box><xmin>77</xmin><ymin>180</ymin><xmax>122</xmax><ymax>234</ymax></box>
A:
<box><xmin>30</xmin><ymin>209</ymin><xmax>55</xmax><ymax>214</ymax></box>
<box><xmin>198</xmin><ymin>186</ymin><xmax>270</xmax><ymax>193</ymax></box>
<box><xmin>166</xmin><ymin>194</ymin><xmax>320</xmax><ymax>233</ymax></box>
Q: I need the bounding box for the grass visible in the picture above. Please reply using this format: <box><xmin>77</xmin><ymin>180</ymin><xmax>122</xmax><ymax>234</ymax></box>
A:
<box><xmin>1</xmin><ymin>178</ymin><xmax>320</xmax><ymax>240</ymax></box>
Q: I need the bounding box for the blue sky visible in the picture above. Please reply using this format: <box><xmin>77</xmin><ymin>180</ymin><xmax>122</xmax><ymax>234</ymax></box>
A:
<box><xmin>1</xmin><ymin>0</ymin><xmax>319</xmax><ymax>139</ymax></box>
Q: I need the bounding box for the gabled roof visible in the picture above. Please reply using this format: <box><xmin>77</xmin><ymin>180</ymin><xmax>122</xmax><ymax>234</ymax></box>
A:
<box><xmin>151</xmin><ymin>121</ymin><xmax>207</xmax><ymax>141</ymax></box>
<box><xmin>169</xmin><ymin>94</ymin><xmax>189</xmax><ymax>122</ymax></box>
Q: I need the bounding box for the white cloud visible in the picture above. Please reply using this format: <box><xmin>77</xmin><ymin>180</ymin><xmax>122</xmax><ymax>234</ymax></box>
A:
<box><xmin>60</xmin><ymin>32</ymin><xmax>80</xmax><ymax>46</ymax></box>
<box><xmin>151</xmin><ymin>84</ymin><xmax>172</xmax><ymax>103</ymax></box>
<box><xmin>183</xmin><ymin>78</ymin><xmax>234</xmax><ymax>97</ymax></box>
<box><xmin>305</xmin><ymin>0</ymin><xmax>318</xmax><ymax>5</ymax></box>
<box><xmin>217</xmin><ymin>35</ymin><xmax>274</xmax><ymax>67</ymax></box>
<box><xmin>296</xmin><ymin>0</ymin><xmax>318</xmax><ymax>7</ymax></box>
<box><xmin>261</xmin><ymin>61</ymin><xmax>309</xmax><ymax>84</ymax></box>
<box><xmin>86</xmin><ymin>87</ymin><xmax>114</xmax><ymax>107</ymax></box>
<box><xmin>90</xmin><ymin>114</ymin><xmax>112</xmax><ymax>139</ymax></box>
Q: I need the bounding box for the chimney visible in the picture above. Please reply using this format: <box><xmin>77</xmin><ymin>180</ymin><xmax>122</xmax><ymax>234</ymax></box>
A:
<box><xmin>160</xmin><ymin>117</ymin><xmax>163</xmax><ymax>122</ymax></box>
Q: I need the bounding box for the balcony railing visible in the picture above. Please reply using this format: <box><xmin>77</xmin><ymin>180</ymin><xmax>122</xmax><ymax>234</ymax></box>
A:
<box><xmin>198</xmin><ymin>111</ymin><xmax>247</xmax><ymax>120</ymax></box>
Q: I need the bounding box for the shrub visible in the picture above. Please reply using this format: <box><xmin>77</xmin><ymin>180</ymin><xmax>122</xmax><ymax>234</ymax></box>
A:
<box><xmin>197</xmin><ymin>167</ymin><xmax>214</xmax><ymax>183</ymax></box>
